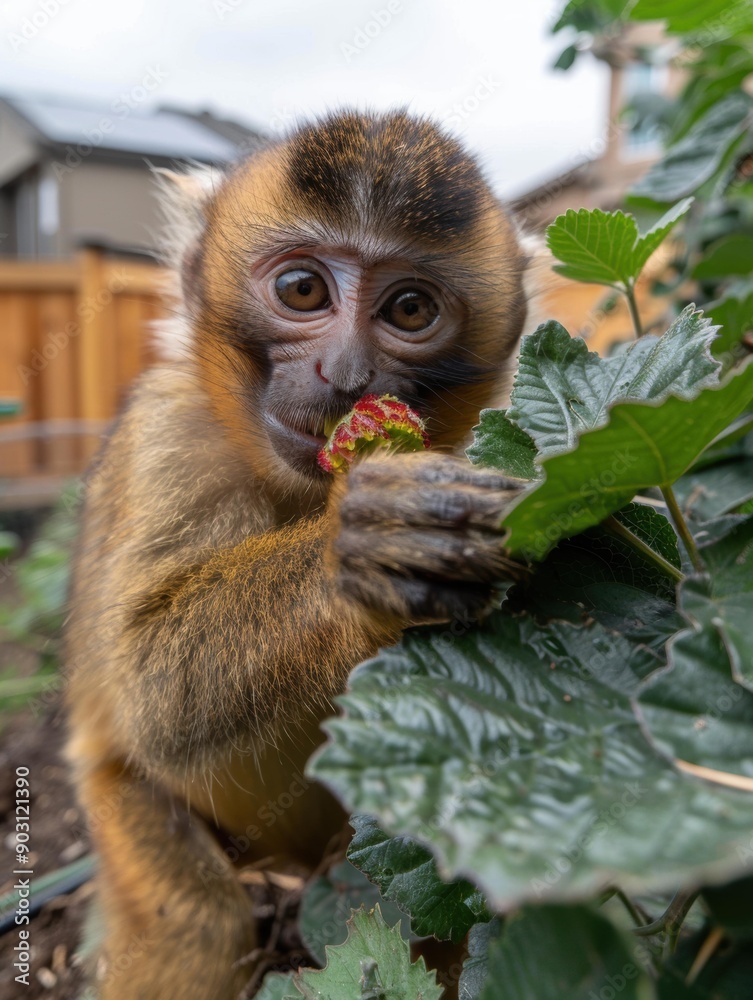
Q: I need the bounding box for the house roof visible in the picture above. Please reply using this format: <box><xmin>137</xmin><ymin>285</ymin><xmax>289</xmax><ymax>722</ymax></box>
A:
<box><xmin>0</xmin><ymin>92</ymin><xmax>259</xmax><ymax>163</ymax></box>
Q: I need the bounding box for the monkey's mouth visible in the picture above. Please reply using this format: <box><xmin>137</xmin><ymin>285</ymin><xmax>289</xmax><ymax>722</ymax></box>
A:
<box><xmin>263</xmin><ymin>410</ymin><xmax>334</xmax><ymax>474</ymax></box>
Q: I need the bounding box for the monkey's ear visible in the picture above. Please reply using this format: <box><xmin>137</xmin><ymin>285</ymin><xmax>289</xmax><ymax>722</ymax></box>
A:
<box><xmin>149</xmin><ymin>165</ymin><xmax>225</xmax><ymax>362</ymax></box>
<box><xmin>152</xmin><ymin>164</ymin><xmax>225</xmax><ymax>270</ymax></box>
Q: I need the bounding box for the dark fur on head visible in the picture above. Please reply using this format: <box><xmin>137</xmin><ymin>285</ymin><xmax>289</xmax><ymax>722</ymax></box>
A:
<box><xmin>285</xmin><ymin>110</ymin><xmax>486</xmax><ymax>243</ymax></box>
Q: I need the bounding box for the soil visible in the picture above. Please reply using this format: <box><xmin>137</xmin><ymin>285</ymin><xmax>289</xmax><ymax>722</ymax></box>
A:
<box><xmin>0</xmin><ymin>700</ymin><xmax>312</xmax><ymax>1000</ymax></box>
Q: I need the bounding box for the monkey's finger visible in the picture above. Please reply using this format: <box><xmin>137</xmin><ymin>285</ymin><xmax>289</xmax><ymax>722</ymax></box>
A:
<box><xmin>339</xmin><ymin>482</ymin><xmax>517</xmax><ymax>531</ymax></box>
<box><xmin>335</xmin><ymin>526</ymin><xmax>512</xmax><ymax>584</ymax></box>
<box><xmin>338</xmin><ymin>568</ymin><xmax>493</xmax><ymax>623</ymax></box>
<box><xmin>350</xmin><ymin>451</ymin><xmax>524</xmax><ymax>494</ymax></box>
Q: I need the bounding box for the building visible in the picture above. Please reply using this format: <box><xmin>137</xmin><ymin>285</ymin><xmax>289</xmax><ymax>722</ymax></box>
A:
<box><xmin>510</xmin><ymin>21</ymin><xmax>679</xmax><ymax>230</ymax></box>
<box><xmin>0</xmin><ymin>91</ymin><xmax>263</xmax><ymax>259</ymax></box>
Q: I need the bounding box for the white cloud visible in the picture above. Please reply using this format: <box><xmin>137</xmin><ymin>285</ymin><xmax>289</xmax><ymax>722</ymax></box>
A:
<box><xmin>0</xmin><ymin>0</ymin><xmax>606</xmax><ymax>195</ymax></box>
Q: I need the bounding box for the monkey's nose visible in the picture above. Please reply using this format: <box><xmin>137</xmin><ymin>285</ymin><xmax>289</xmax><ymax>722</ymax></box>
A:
<box><xmin>315</xmin><ymin>361</ymin><xmax>330</xmax><ymax>384</ymax></box>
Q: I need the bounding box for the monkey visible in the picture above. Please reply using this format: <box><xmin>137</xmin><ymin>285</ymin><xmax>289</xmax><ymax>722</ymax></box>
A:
<box><xmin>64</xmin><ymin>109</ymin><xmax>534</xmax><ymax>999</ymax></box>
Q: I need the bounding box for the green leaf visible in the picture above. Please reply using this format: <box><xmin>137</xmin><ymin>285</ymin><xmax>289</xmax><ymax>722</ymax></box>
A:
<box><xmin>291</xmin><ymin>906</ymin><xmax>441</xmax><ymax>1000</ymax></box>
<box><xmin>652</xmin><ymin>517</ymin><xmax>753</xmax><ymax>688</ymax></box>
<box><xmin>508</xmin><ymin>503</ymin><xmax>683</xmax><ymax>643</ymax></box>
<box><xmin>505</xmin><ymin>307</ymin><xmax>719</xmax><ymax>460</ymax></box>
<box><xmin>312</xmin><ymin>613</ymin><xmax>753</xmax><ymax>911</ymax></box>
<box><xmin>0</xmin><ymin>531</ymin><xmax>20</xmax><ymax>560</ymax></box>
<box><xmin>458</xmin><ymin>920</ymin><xmax>502</xmax><ymax>1000</ymax></box>
<box><xmin>347</xmin><ymin>814</ymin><xmax>491</xmax><ymax>943</ymax></box>
<box><xmin>478</xmin><ymin>905</ymin><xmax>654</xmax><ymax>1000</ymax></box>
<box><xmin>631</xmin><ymin>93</ymin><xmax>752</xmax><ymax>203</ymax></box>
<box><xmin>703</xmin><ymin>874</ymin><xmax>753</xmax><ymax>937</ymax></box>
<box><xmin>673</xmin><ymin>454</ymin><xmax>753</xmax><ymax>520</ymax></box>
<box><xmin>669</xmin><ymin>54</ymin><xmax>753</xmax><ymax>144</ymax></box>
<box><xmin>613</xmin><ymin>502</ymin><xmax>681</xmax><ymax>570</ymax></box>
<box><xmin>631</xmin><ymin>198</ymin><xmax>696</xmax><ymax>275</ymax></box>
<box><xmin>707</xmin><ymin>291</ymin><xmax>753</xmax><ymax>361</ymax></box>
<box><xmin>692</xmin><ymin>234</ymin><xmax>753</xmax><ymax>280</ymax></box>
<box><xmin>547</xmin><ymin>208</ymin><xmax>639</xmax><ymax>286</ymax></box>
<box><xmin>502</xmin><ymin>362</ymin><xmax>753</xmax><ymax>560</ymax></box>
<box><xmin>546</xmin><ymin>200</ymin><xmax>692</xmax><ymax>287</ymax></box>
<box><xmin>551</xmin><ymin>0</ymin><xmax>631</xmax><ymax>34</ymax></box>
<box><xmin>686</xmin><ymin>415</ymin><xmax>753</xmax><ymax>471</ymax></box>
<box><xmin>681</xmin><ymin>516</ymin><xmax>753</xmax><ymax>689</ymax></box>
<box><xmin>630</xmin><ymin>0</ymin><xmax>753</xmax><ymax>36</ymax></box>
<box><xmin>466</xmin><ymin>410</ymin><xmax>539</xmax><ymax>481</ymax></box>
<box><xmin>298</xmin><ymin>859</ymin><xmax>407</xmax><ymax>965</ymax></box>
<box><xmin>636</xmin><ymin>518</ymin><xmax>753</xmax><ymax>778</ymax></box>
<box><xmin>256</xmin><ymin>973</ymin><xmax>297</xmax><ymax>1000</ymax></box>
<box><xmin>553</xmin><ymin>43</ymin><xmax>579</xmax><ymax>71</ymax></box>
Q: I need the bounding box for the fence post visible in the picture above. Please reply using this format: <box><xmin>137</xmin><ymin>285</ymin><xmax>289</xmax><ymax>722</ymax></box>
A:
<box><xmin>77</xmin><ymin>247</ymin><xmax>113</xmax><ymax>461</ymax></box>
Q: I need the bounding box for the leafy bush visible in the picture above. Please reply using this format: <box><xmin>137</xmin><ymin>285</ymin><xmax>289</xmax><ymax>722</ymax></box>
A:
<box><xmin>0</xmin><ymin>488</ymin><xmax>77</xmax><ymax>714</ymax></box>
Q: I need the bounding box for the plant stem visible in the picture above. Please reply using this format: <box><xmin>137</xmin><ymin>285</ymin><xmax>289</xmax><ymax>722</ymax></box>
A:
<box><xmin>624</xmin><ymin>282</ymin><xmax>644</xmax><ymax>338</ymax></box>
<box><xmin>660</xmin><ymin>485</ymin><xmax>704</xmax><ymax>572</ymax></box>
<box><xmin>633</xmin><ymin>890</ymin><xmax>699</xmax><ymax>939</ymax></box>
<box><xmin>604</xmin><ymin>515</ymin><xmax>683</xmax><ymax>582</ymax></box>
<box><xmin>600</xmin><ymin>886</ymin><xmax>649</xmax><ymax>927</ymax></box>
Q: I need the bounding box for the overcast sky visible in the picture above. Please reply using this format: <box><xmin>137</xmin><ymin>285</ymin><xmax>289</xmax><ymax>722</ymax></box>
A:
<box><xmin>0</xmin><ymin>0</ymin><xmax>609</xmax><ymax>197</ymax></box>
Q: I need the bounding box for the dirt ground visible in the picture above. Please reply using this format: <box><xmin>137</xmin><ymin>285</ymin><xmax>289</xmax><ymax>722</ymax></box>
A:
<box><xmin>0</xmin><ymin>699</ymin><xmax>312</xmax><ymax>1000</ymax></box>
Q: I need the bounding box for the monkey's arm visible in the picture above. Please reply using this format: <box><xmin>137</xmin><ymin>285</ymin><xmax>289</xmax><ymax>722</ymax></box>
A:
<box><xmin>113</xmin><ymin>515</ymin><xmax>387</xmax><ymax>772</ymax></box>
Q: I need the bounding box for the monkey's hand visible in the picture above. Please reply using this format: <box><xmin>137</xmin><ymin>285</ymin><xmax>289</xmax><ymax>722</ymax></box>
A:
<box><xmin>329</xmin><ymin>451</ymin><xmax>525</xmax><ymax>624</ymax></box>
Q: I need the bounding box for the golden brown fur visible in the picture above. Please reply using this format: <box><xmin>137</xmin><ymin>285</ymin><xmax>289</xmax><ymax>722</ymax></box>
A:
<box><xmin>66</xmin><ymin>110</ymin><xmax>530</xmax><ymax>998</ymax></box>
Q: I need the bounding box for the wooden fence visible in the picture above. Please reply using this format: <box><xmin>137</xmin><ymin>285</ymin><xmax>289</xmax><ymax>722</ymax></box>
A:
<box><xmin>0</xmin><ymin>249</ymin><xmax>164</xmax><ymax>506</ymax></box>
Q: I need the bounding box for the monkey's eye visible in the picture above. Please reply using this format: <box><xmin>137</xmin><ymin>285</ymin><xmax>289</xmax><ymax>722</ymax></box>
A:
<box><xmin>379</xmin><ymin>289</ymin><xmax>439</xmax><ymax>333</ymax></box>
<box><xmin>275</xmin><ymin>269</ymin><xmax>330</xmax><ymax>312</ymax></box>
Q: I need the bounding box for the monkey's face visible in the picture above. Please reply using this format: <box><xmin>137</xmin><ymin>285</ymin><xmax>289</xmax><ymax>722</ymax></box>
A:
<box><xmin>191</xmin><ymin>111</ymin><xmax>529</xmax><ymax>484</ymax></box>
<box><xmin>247</xmin><ymin>247</ymin><xmax>467</xmax><ymax>475</ymax></box>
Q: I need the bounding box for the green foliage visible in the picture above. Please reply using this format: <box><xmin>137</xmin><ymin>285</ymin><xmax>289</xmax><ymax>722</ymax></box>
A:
<box><xmin>629</xmin><ymin>0</ymin><xmax>753</xmax><ymax>36</ymax></box>
<box><xmin>274</xmin><ymin>907</ymin><xmax>441</xmax><ymax>1000</ymax></box>
<box><xmin>630</xmin><ymin>93</ymin><xmax>752</xmax><ymax>205</ymax></box>
<box><xmin>348</xmin><ymin>815</ymin><xmax>491</xmax><ymax>942</ymax></box>
<box><xmin>467</xmin><ymin>300</ymin><xmax>753</xmax><ymax>559</ymax></box>
<box><xmin>0</xmin><ymin>489</ymin><xmax>78</xmax><ymax>640</ymax></box>
<box><xmin>506</xmin><ymin>306</ymin><xmax>720</xmax><ymax>455</ymax></box>
<box><xmin>312</xmin><ymin>613</ymin><xmax>753</xmax><ymax>909</ymax></box>
<box><xmin>278</xmin><ymin>3</ymin><xmax>753</xmax><ymax>993</ymax></box>
<box><xmin>503</xmin><ymin>361</ymin><xmax>753</xmax><ymax>558</ymax></box>
<box><xmin>546</xmin><ymin>199</ymin><xmax>692</xmax><ymax>288</ymax></box>
<box><xmin>0</xmin><ymin>490</ymin><xmax>78</xmax><ymax>715</ymax></box>
<box><xmin>476</xmin><ymin>905</ymin><xmax>654</xmax><ymax>1000</ymax></box>
<box><xmin>692</xmin><ymin>235</ymin><xmax>753</xmax><ymax>281</ymax></box>
<box><xmin>298</xmin><ymin>860</ymin><xmax>407</xmax><ymax>964</ymax></box>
